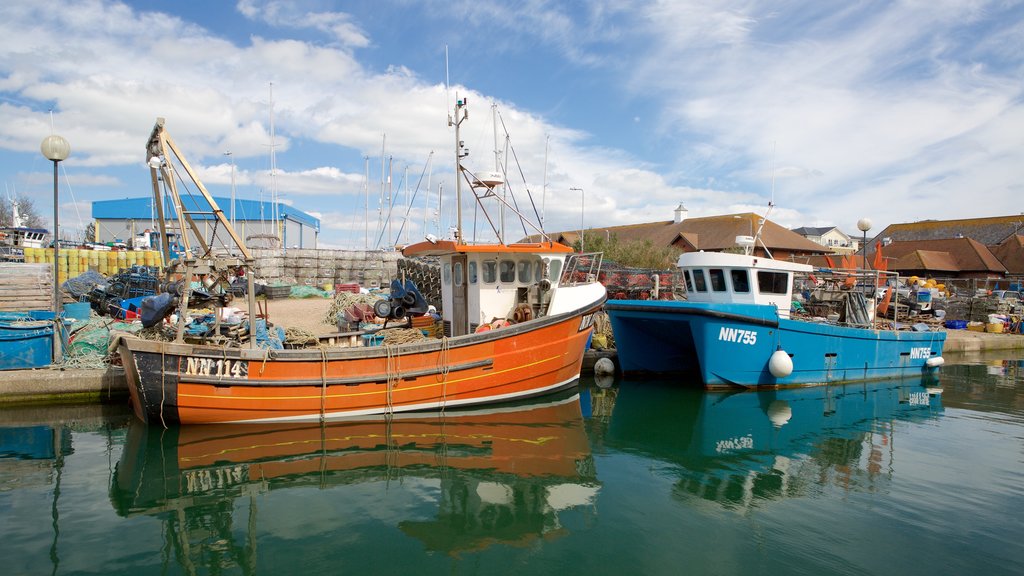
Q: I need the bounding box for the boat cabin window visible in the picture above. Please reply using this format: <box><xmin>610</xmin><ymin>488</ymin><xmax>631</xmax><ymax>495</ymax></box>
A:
<box><xmin>483</xmin><ymin>260</ymin><xmax>497</xmax><ymax>283</ymax></box>
<box><xmin>730</xmin><ymin>270</ymin><xmax>750</xmax><ymax>293</ymax></box>
<box><xmin>757</xmin><ymin>271</ymin><xmax>789</xmax><ymax>294</ymax></box>
<box><xmin>534</xmin><ymin>262</ymin><xmax>544</xmax><ymax>282</ymax></box>
<box><xmin>683</xmin><ymin>270</ymin><xmax>694</xmax><ymax>292</ymax></box>
<box><xmin>500</xmin><ymin>260</ymin><xmax>516</xmax><ymax>283</ymax></box>
<box><xmin>517</xmin><ymin>260</ymin><xmax>532</xmax><ymax>283</ymax></box>
<box><xmin>453</xmin><ymin>261</ymin><xmax>464</xmax><ymax>287</ymax></box>
<box><xmin>549</xmin><ymin>259</ymin><xmax>562</xmax><ymax>282</ymax></box>
<box><xmin>443</xmin><ymin>263</ymin><xmax>452</xmax><ymax>285</ymax></box>
<box><xmin>709</xmin><ymin>269</ymin><xmax>727</xmax><ymax>292</ymax></box>
<box><xmin>692</xmin><ymin>269</ymin><xmax>708</xmax><ymax>292</ymax></box>
<box><xmin>468</xmin><ymin>261</ymin><xmax>478</xmax><ymax>284</ymax></box>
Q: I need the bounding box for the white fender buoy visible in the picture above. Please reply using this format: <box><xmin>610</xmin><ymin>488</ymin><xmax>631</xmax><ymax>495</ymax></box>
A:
<box><xmin>925</xmin><ymin>356</ymin><xmax>944</xmax><ymax>368</ymax></box>
<box><xmin>768</xmin><ymin>349</ymin><xmax>793</xmax><ymax>378</ymax></box>
<box><xmin>594</xmin><ymin>357</ymin><xmax>615</xmax><ymax>376</ymax></box>
<box><xmin>594</xmin><ymin>373</ymin><xmax>615</xmax><ymax>389</ymax></box>
<box><xmin>767</xmin><ymin>400</ymin><xmax>792</xmax><ymax>427</ymax></box>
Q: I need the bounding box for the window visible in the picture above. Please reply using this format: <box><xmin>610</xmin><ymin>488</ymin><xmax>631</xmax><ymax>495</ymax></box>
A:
<box><xmin>709</xmin><ymin>269</ymin><xmax>727</xmax><ymax>292</ymax></box>
<box><xmin>482</xmin><ymin>261</ymin><xmax>497</xmax><ymax>283</ymax></box>
<box><xmin>468</xmin><ymin>261</ymin><xmax>478</xmax><ymax>284</ymax></box>
<box><xmin>757</xmin><ymin>271</ymin><xmax>789</xmax><ymax>294</ymax></box>
<box><xmin>692</xmin><ymin>269</ymin><xmax>708</xmax><ymax>292</ymax></box>
<box><xmin>535</xmin><ymin>261</ymin><xmax>544</xmax><ymax>282</ymax></box>
<box><xmin>549</xmin><ymin>259</ymin><xmax>562</xmax><ymax>282</ymax></box>
<box><xmin>453</xmin><ymin>261</ymin><xmax>464</xmax><ymax>287</ymax></box>
<box><xmin>730</xmin><ymin>270</ymin><xmax>750</xmax><ymax>293</ymax></box>
<box><xmin>499</xmin><ymin>260</ymin><xmax>516</xmax><ymax>283</ymax></box>
<box><xmin>442</xmin><ymin>263</ymin><xmax>452</xmax><ymax>285</ymax></box>
<box><xmin>684</xmin><ymin>270</ymin><xmax>694</xmax><ymax>292</ymax></box>
<box><xmin>517</xmin><ymin>260</ymin><xmax>532</xmax><ymax>283</ymax></box>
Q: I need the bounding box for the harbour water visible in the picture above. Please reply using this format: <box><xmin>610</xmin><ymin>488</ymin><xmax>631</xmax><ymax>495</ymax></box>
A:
<box><xmin>2</xmin><ymin>352</ymin><xmax>1022</xmax><ymax>575</ymax></box>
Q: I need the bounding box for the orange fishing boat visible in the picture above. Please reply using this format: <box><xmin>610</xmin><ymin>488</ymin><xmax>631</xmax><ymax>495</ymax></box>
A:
<box><xmin>118</xmin><ymin>98</ymin><xmax>605</xmax><ymax>425</ymax></box>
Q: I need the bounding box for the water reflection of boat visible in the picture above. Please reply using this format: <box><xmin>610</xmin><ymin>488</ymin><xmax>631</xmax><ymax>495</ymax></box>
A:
<box><xmin>110</xmin><ymin>391</ymin><xmax>598</xmax><ymax>562</ymax></box>
<box><xmin>584</xmin><ymin>377</ymin><xmax>943</xmax><ymax>509</ymax></box>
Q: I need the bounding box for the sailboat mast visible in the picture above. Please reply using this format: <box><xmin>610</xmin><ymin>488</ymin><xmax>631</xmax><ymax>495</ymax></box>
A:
<box><xmin>363</xmin><ymin>156</ymin><xmax>369</xmax><ymax>250</ymax></box>
<box><xmin>269</xmin><ymin>82</ymin><xmax>280</xmax><ymax>244</ymax></box>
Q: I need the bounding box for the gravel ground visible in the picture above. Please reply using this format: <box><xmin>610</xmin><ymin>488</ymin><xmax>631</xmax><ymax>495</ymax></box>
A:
<box><xmin>233</xmin><ymin>296</ymin><xmax>338</xmax><ymax>334</ymax></box>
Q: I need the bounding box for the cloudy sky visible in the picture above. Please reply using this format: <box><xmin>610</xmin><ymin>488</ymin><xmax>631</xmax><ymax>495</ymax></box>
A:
<box><xmin>1</xmin><ymin>0</ymin><xmax>1022</xmax><ymax>248</ymax></box>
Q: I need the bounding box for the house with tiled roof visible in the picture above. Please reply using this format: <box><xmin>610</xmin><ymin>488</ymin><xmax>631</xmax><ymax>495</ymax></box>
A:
<box><xmin>792</xmin><ymin>225</ymin><xmax>858</xmax><ymax>254</ymax></box>
<box><xmin>878</xmin><ymin>238</ymin><xmax>1006</xmax><ymax>279</ymax></box>
<box><xmin>866</xmin><ymin>215</ymin><xmax>1023</xmax><ymax>278</ymax></box>
<box><xmin>991</xmin><ymin>234</ymin><xmax>1024</xmax><ymax>275</ymax></box>
<box><xmin>869</xmin><ymin>215</ymin><xmax>1024</xmax><ymax>246</ymax></box>
<box><xmin>530</xmin><ymin>207</ymin><xmax>827</xmax><ymax>260</ymax></box>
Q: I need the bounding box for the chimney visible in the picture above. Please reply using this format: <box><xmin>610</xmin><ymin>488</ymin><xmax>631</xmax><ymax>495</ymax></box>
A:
<box><xmin>673</xmin><ymin>203</ymin><xmax>688</xmax><ymax>224</ymax></box>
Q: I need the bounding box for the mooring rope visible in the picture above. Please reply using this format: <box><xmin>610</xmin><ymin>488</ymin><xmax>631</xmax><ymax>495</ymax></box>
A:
<box><xmin>158</xmin><ymin>347</ymin><xmax>168</xmax><ymax>429</ymax></box>
<box><xmin>437</xmin><ymin>336</ymin><xmax>451</xmax><ymax>414</ymax></box>
<box><xmin>319</xmin><ymin>347</ymin><xmax>328</xmax><ymax>422</ymax></box>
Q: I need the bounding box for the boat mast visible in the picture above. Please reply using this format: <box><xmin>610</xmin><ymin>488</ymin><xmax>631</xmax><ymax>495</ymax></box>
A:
<box><xmin>363</xmin><ymin>155</ymin><xmax>369</xmax><ymax>250</ymax></box>
<box><xmin>269</xmin><ymin>83</ymin><xmax>280</xmax><ymax>245</ymax></box>
<box><xmin>450</xmin><ymin>96</ymin><xmax>468</xmax><ymax>244</ymax></box>
<box><xmin>492</xmin><ymin>102</ymin><xmax>504</xmax><ymax>242</ymax></box>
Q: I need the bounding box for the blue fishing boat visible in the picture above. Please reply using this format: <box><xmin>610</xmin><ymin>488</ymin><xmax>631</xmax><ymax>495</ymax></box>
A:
<box><xmin>606</xmin><ymin>249</ymin><xmax>946</xmax><ymax>387</ymax></box>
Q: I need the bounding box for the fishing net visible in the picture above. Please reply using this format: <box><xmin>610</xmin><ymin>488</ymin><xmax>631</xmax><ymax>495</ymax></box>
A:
<box><xmin>290</xmin><ymin>285</ymin><xmax>332</xmax><ymax>299</ymax></box>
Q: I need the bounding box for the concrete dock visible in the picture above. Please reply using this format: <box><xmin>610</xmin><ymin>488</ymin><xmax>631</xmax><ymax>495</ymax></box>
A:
<box><xmin>0</xmin><ymin>330</ymin><xmax>1021</xmax><ymax>407</ymax></box>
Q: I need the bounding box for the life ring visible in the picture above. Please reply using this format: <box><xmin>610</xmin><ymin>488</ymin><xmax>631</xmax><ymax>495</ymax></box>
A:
<box><xmin>513</xmin><ymin>304</ymin><xmax>534</xmax><ymax>323</ymax></box>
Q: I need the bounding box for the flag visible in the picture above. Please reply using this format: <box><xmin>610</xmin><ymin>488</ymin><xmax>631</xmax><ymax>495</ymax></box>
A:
<box><xmin>873</xmin><ymin>241</ymin><xmax>886</xmax><ymax>271</ymax></box>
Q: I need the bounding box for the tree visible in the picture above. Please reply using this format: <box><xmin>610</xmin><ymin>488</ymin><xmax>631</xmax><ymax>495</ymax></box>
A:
<box><xmin>84</xmin><ymin>222</ymin><xmax>96</xmax><ymax>243</ymax></box>
<box><xmin>573</xmin><ymin>231</ymin><xmax>680</xmax><ymax>269</ymax></box>
<box><xmin>0</xmin><ymin>195</ymin><xmax>46</xmax><ymax>229</ymax></box>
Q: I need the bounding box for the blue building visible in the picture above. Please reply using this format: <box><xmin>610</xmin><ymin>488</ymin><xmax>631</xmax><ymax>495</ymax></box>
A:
<box><xmin>91</xmin><ymin>196</ymin><xmax>319</xmax><ymax>250</ymax></box>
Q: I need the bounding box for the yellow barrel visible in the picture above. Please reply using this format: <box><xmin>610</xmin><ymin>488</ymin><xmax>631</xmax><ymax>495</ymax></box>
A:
<box><xmin>144</xmin><ymin>251</ymin><xmax>156</xmax><ymax>266</ymax></box>
<box><xmin>117</xmin><ymin>251</ymin><xmax>127</xmax><ymax>266</ymax></box>
<box><xmin>98</xmin><ymin>261</ymin><xmax>108</xmax><ymax>275</ymax></box>
<box><xmin>126</xmin><ymin>251</ymin><xmax>136</xmax><ymax>264</ymax></box>
<box><xmin>23</xmin><ymin>247</ymin><xmax>34</xmax><ymax>262</ymax></box>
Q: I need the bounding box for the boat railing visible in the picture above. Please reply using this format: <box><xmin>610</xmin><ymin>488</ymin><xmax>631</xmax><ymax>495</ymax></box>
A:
<box><xmin>794</xmin><ymin>267</ymin><xmax>904</xmax><ymax>331</ymax></box>
<box><xmin>561</xmin><ymin>252</ymin><xmax>604</xmax><ymax>287</ymax></box>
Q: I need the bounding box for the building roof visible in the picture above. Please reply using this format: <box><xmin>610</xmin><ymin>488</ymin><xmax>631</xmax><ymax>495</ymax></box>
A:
<box><xmin>92</xmin><ymin>196</ymin><xmax>320</xmax><ymax>229</ymax></box>
<box><xmin>991</xmin><ymin>234</ymin><xmax>1024</xmax><ymax>275</ymax></box>
<box><xmin>870</xmin><ymin>215</ymin><xmax>1024</xmax><ymax>246</ymax></box>
<box><xmin>890</xmin><ymin>250</ymin><xmax>960</xmax><ymax>273</ymax></box>
<box><xmin>879</xmin><ymin>238</ymin><xmax>1006</xmax><ymax>274</ymax></box>
<box><xmin>531</xmin><ymin>212</ymin><xmax>826</xmax><ymax>255</ymax></box>
<box><xmin>792</xmin><ymin>226</ymin><xmax>835</xmax><ymax>236</ymax></box>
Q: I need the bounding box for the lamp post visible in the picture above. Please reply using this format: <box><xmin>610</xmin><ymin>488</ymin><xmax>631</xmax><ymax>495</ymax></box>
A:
<box><xmin>41</xmin><ymin>133</ymin><xmax>70</xmax><ymax>363</ymax></box>
<box><xmin>857</xmin><ymin>218</ymin><xmax>872</xmax><ymax>272</ymax></box>
<box><xmin>570</xmin><ymin>187</ymin><xmax>584</xmax><ymax>252</ymax></box>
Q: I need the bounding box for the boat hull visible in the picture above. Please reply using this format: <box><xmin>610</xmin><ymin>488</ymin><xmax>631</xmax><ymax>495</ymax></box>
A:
<box><xmin>605</xmin><ymin>300</ymin><xmax>946</xmax><ymax>387</ymax></box>
<box><xmin>118</xmin><ymin>301</ymin><xmax>604</xmax><ymax>424</ymax></box>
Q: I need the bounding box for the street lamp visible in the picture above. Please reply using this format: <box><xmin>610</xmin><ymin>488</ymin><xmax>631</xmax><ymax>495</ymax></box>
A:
<box><xmin>41</xmin><ymin>133</ymin><xmax>70</xmax><ymax>363</ymax></box>
<box><xmin>857</xmin><ymin>217</ymin><xmax>872</xmax><ymax>271</ymax></box>
<box><xmin>570</xmin><ymin>187</ymin><xmax>584</xmax><ymax>252</ymax></box>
